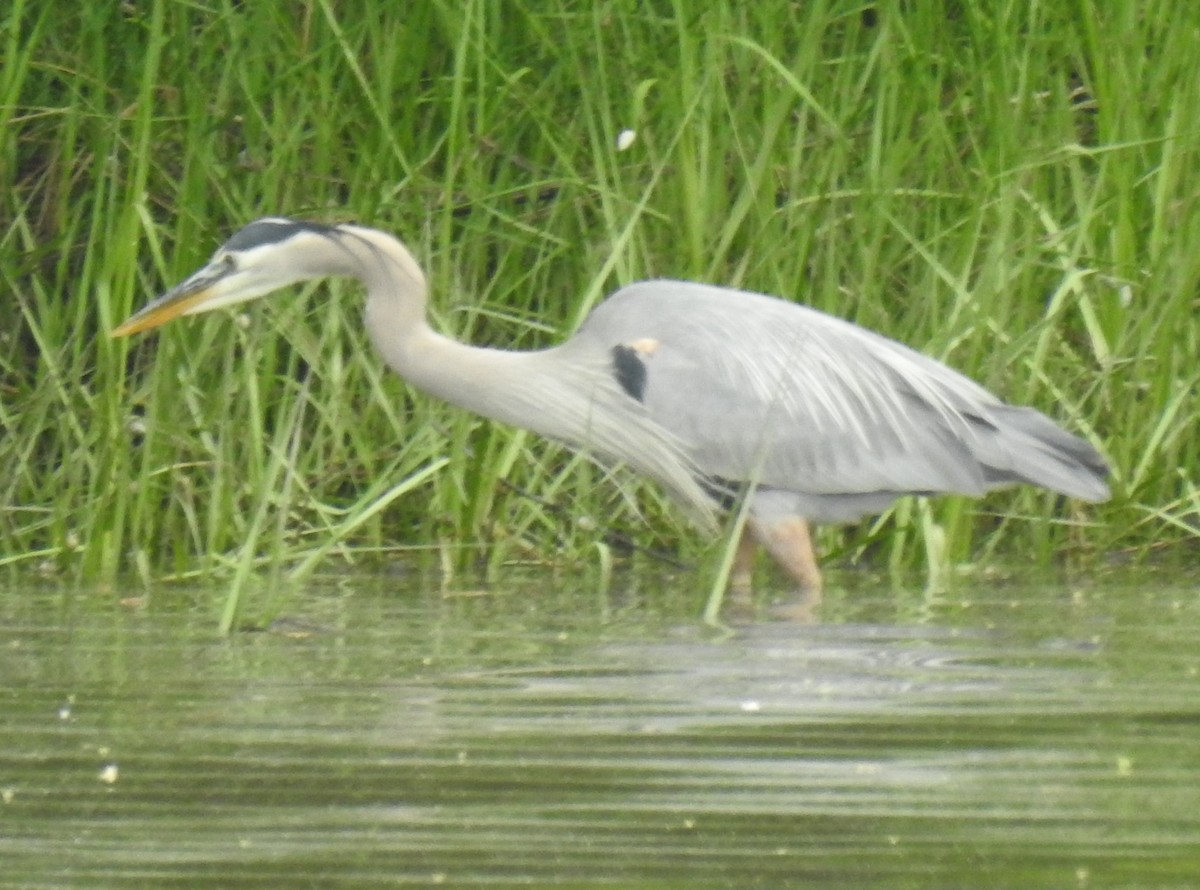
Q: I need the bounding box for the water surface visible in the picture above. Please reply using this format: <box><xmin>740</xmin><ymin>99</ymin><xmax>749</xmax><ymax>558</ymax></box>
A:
<box><xmin>2</xmin><ymin>574</ymin><xmax>1197</xmax><ymax>887</ymax></box>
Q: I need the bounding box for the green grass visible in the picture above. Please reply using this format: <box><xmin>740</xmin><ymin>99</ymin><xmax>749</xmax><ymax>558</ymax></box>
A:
<box><xmin>3</xmin><ymin>0</ymin><xmax>1197</xmax><ymax>623</ymax></box>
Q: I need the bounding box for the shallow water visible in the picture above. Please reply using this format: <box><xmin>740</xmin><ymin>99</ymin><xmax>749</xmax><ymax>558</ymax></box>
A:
<box><xmin>2</xmin><ymin>574</ymin><xmax>1198</xmax><ymax>888</ymax></box>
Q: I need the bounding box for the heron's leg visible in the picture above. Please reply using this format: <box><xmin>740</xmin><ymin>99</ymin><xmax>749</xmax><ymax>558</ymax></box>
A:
<box><xmin>748</xmin><ymin>516</ymin><xmax>823</xmax><ymax>601</ymax></box>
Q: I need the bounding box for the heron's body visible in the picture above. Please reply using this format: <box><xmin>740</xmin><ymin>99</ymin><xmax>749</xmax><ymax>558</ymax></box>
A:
<box><xmin>113</xmin><ymin>218</ymin><xmax>1109</xmax><ymax>604</ymax></box>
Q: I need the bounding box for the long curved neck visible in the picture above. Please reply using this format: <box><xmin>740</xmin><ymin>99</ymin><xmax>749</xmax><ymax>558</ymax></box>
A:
<box><xmin>341</xmin><ymin>225</ymin><xmax>714</xmax><ymax>528</ymax></box>
<box><xmin>346</xmin><ymin>226</ymin><xmax>564</xmax><ymax>433</ymax></box>
<box><xmin>387</xmin><ymin>326</ymin><xmax>566</xmax><ymax>428</ymax></box>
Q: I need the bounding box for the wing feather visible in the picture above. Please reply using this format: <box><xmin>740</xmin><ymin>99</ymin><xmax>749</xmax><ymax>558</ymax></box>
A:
<box><xmin>574</xmin><ymin>280</ymin><xmax>1107</xmax><ymax>520</ymax></box>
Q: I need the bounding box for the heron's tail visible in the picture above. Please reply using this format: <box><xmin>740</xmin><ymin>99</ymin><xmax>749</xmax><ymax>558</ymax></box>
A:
<box><xmin>982</xmin><ymin>406</ymin><xmax>1110</xmax><ymax>502</ymax></box>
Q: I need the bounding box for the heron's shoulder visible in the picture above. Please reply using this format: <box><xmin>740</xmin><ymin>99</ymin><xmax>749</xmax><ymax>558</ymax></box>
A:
<box><xmin>587</xmin><ymin>279</ymin><xmax>808</xmax><ymax>330</ymax></box>
<box><xmin>603</xmin><ymin>278</ymin><xmax>782</xmax><ymax>309</ymax></box>
<box><xmin>585</xmin><ymin>279</ymin><xmax>882</xmax><ymax>349</ymax></box>
<box><xmin>582</xmin><ymin>279</ymin><xmax>991</xmax><ymax>397</ymax></box>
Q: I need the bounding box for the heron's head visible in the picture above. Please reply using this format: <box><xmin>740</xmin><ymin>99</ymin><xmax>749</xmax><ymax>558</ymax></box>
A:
<box><xmin>111</xmin><ymin>217</ymin><xmax>346</xmax><ymax>337</ymax></box>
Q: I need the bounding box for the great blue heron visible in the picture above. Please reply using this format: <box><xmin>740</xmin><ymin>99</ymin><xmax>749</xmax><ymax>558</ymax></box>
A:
<box><xmin>112</xmin><ymin>218</ymin><xmax>1110</xmax><ymax>602</ymax></box>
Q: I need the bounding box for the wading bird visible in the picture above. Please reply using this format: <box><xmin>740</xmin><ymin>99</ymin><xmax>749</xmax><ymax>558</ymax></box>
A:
<box><xmin>112</xmin><ymin>218</ymin><xmax>1110</xmax><ymax>605</ymax></box>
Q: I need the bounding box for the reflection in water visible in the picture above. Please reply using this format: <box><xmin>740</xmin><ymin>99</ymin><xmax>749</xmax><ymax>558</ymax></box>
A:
<box><xmin>1</xmin><ymin>578</ymin><xmax>1198</xmax><ymax>888</ymax></box>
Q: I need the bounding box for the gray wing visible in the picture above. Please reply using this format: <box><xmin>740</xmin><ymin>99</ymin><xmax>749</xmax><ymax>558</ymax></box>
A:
<box><xmin>574</xmin><ymin>280</ymin><xmax>1108</xmax><ymax>521</ymax></box>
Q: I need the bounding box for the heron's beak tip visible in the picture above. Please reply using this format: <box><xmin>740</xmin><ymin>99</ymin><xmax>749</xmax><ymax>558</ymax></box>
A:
<box><xmin>109</xmin><ymin>311</ymin><xmax>168</xmax><ymax>339</ymax></box>
<box><xmin>109</xmin><ymin>282</ymin><xmax>216</xmax><ymax>338</ymax></box>
<box><xmin>109</xmin><ymin>319</ymin><xmax>140</xmax><ymax>339</ymax></box>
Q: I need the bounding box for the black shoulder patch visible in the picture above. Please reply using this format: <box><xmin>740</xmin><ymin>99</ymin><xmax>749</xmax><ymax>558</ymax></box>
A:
<box><xmin>611</xmin><ymin>344</ymin><xmax>648</xmax><ymax>402</ymax></box>
<box><xmin>223</xmin><ymin>218</ymin><xmax>334</xmax><ymax>252</ymax></box>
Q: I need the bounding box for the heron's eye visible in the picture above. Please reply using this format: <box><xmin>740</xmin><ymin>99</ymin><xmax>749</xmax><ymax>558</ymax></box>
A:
<box><xmin>219</xmin><ymin>254</ymin><xmax>237</xmax><ymax>272</ymax></box>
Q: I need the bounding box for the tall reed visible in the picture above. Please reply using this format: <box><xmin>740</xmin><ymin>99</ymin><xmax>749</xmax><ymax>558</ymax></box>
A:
<box><xmin>3</xmin><ymin>0</ymin><xmax>1195</xmax><ymax>618</ymax></box>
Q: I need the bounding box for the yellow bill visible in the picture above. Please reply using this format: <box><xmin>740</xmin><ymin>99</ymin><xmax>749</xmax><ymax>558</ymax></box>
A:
<box><xmin>110</xmin><ymin>263</ymin><xmax>230</xmax><ymax>337</ymax></box>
